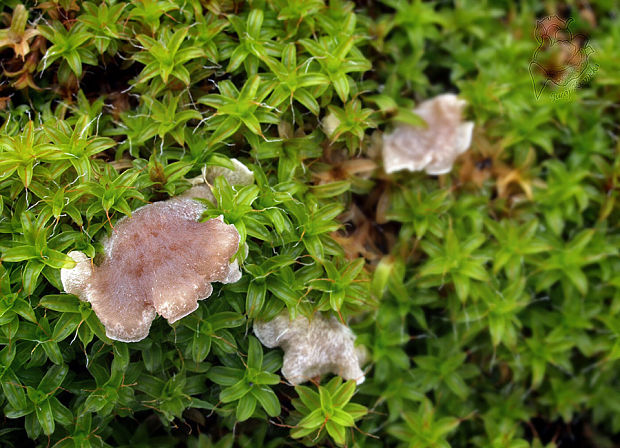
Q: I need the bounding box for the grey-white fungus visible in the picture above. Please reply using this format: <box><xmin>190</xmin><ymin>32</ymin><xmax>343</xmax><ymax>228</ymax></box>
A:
<box><xmin>254</xmin><ymin>311</ymin><xmax>366</xmax><ymax>385</ymax></box>
<box><xmin>382</xmin><ymin>93</ymin><xmax>474</xmax><ymax>175</ymax></box>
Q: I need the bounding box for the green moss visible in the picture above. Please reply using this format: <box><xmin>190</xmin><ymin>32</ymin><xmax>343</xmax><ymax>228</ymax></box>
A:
<box><xmin>0</xmin><ymin>0</ymin><xmax>619</xmax><ymax>446</ymax></box>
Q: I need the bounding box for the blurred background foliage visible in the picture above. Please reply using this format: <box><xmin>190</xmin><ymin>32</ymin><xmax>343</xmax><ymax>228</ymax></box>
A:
<box><xmin>0</xmin><ymin>0</ymin><xmax>618</xmax><ymax>446</ymax></box>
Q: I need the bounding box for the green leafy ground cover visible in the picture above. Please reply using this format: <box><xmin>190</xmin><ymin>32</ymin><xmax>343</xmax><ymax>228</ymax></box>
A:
<box><xmin>0</xmin><ymin>0</ymin><xmax>619</xmax><ymax>446</ymax></box>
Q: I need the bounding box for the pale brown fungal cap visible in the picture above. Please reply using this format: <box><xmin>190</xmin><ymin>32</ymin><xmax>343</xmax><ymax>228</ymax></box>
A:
<box><xmin>62</xmin><ymin>197</ymin><xmax>241</xmax><ymax>343</ymax></box>
<box><xmin>254</xmin><ymin>312</ymin><xmax>366</xmax><ymax>385</ymax></box>
<box><xmin>382</xmin><ymin>93</ymin><xmax>474</xmax><ymax>175</ymax></box>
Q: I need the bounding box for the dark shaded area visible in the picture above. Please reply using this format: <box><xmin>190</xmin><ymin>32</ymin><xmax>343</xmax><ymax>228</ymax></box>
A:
<box><xmin>524</xmin><ymin>417</ymin><xmax>604</xmax><ymax>448</ymax></box>
<box><xmin>79</xmin><ymin>54</ymin><xmax>141</xmax><ymax>113</ymax></box>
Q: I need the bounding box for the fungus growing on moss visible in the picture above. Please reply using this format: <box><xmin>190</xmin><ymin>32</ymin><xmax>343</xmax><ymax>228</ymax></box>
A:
<box><xmin>180</xmin><ymin>158</ymin><xmax>255</xmax><ymax>204</ymax></box>
<box><xmin>61</xmin><ymin>195</ymin><xmax>241</xmax><ymax>343</ymax></box>
<box><xmin>205</xmin><ymin>158</ymin><xmax>254</xmax><ymax>186</ymax></box>
<box><xmin>382</xmin><ymin>93</ymin><xmax>474</xmax><ymax>175</ymax></box>
<box><xmin>254</xmin><ymin>312</ymin><xmax>366</xmax><ymax>385</ymax></box>
<box><xmin>322</xmin><ymin>111</ymin><xmax>341</xmax><ymax>138</ymax></box>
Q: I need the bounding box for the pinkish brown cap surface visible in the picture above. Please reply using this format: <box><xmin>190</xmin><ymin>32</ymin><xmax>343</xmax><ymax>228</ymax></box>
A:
<box><xmin>61</xmin><ymin>197</ymin><xmax>241</xmax><ymax>342</ymax></box>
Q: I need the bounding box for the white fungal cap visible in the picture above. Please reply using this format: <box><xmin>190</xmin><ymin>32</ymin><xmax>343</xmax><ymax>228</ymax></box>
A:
<box><xmin>382</xmin><ymin>93</ymin><xmax>474</xmax><ymax>175</ymax></box>
<box><xmin>204</xmin><ymin>158</ymin><xmax>255</xmax><ymax>186</ymax></box>
<box><xmin>181</xmin><ymin>159</ymin><xmax>255</xmax><ymax>204</ymax></box>
<box><xmin>61</xmin><ymin>251</ymin><xmax>93</xmax><ymax>296</ymax></box>
<box><xmin>60</xmin><ymin>197</ymin><xmax>242</xmax><ymax>343</ymax></box>
<box><xmin>254</xmin><ymin>312</ymin><xmax>366</xmax><ymax>385</ymax></box>
<box><xmin>322</xmin><ymin>112</ymin><xmax>341</xmax><ymax>138</ymax></box>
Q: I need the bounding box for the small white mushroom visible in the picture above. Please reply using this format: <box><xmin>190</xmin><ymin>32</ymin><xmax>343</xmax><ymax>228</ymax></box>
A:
<box><xmin>382</xmin><ymin>93</ymin><xmax>474</xmax><ymax>175</ymax></box>
<box><xmin>181</xmin><ymin>158</ymin><xmax>255</xmax><ymax>204</ymax></box>
<box><xmin>322</xmin><ymin>112</ymin><xmax>341</xmax><ymax>138</ymax></box>
<box><xmin>204</xmin><ymin>158</ymin><xmax>255</xmax><ymax>187</ymax></box>
<box><xmin>60</xmin><ymin>173</ymin><xmax>243</xmax><ymax>343</ymax></box>
<box><xmin>254</xmin><ymin>312</ymin><xmax>366</xmax><ymax>385</ymax></box>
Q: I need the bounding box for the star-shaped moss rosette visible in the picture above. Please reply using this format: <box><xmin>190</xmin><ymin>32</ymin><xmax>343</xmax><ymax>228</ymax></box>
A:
<box><xmin>60</xmin><ymin>170</ymin><xmax>245</xmax><ymax>343</ymax></box>
<box><xmin>382</xmin><ymin>93</ymin><xmax>474</xmax><ymax>175</ymax></box>
<box><xmin>254</xmin><ymin>311</ymin><xmax>367</xmax><ymax>385</ymax></box>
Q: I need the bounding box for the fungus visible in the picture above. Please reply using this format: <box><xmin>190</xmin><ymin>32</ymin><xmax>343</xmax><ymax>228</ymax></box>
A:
<box><xmin>204</xmin><ymin>158</ymin><xmax>254</xmax><ymax>187</ymax></box>
<box><xmin>382</xmin><ymin>93</ymin><xmax>474</xmax><ymax>175</ymax></box>
<box><xmin>254</xmin><ymin>312</ymin><xmax>366</xmax><ymax>385</ymax></box>
<box><xmin>61</xmin><ymin>193</ymin><xmax>241</xmax><ymax>343</ymax></box>
<box><xmin>180</xmin><ymin>158</ymin><xmax>255</xmax><ymax>204</ymax></box>
<box><xmin>322</xmin><ymin>111</ymin><xmax>341</xmax><ymax>138</ymax></box>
